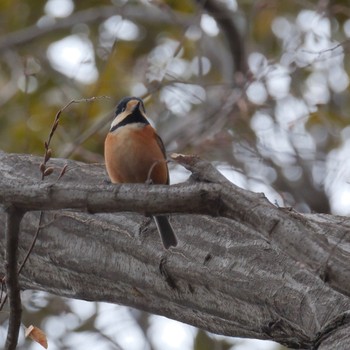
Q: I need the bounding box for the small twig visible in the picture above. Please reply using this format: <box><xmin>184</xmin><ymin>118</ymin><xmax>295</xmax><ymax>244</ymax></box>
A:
<box><xmin>4</xmin><ymin>205</ymin><xmax>25</xmax><ymax>350</ymax></box>
<box><xmin>301</xmin><ymin>39</ymin><xmax>350</xmax><ymax>56</ymax></box>
<box><xmin>40</xmin><ymin>96</ymin><xmax>110</xmax><ymax>180</ymax></box>
<box><xmin>18</xmin><ymin>212</ymin><xmax>43</xmax><ymax>276</ymax></box>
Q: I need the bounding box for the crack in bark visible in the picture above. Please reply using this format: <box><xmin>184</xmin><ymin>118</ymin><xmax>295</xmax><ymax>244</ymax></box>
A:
<box><xmin>313</xmin><ymin>311</ymin><xmax>350</xmax><ymax>349</ymax></box>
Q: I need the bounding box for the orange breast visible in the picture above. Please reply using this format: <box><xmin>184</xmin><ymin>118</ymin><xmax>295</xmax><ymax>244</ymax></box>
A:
<box><xmin>104</xmin><ymin>125</ymin><xmax>169</xmax><ymax>184</ymax></box>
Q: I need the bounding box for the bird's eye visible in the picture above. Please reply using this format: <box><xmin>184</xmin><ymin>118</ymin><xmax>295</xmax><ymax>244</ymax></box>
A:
<box><xmin>121</xmin><ymin>106</ymin><xmax>126</xmax><ymax>112</ymax></box>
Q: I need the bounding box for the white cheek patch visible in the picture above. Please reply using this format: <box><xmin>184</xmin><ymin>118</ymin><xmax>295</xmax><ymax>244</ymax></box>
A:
<box><xmin>110</xmin><ymin>121</ymin><xmax>145</xmax><ymax>134</ymax></box>
<box><xmin>109</xmin><ymin>105</ymin><xmax>151</xmax><ymax>132</ymax></box>
<box><xmin>110</xmin><ymin>112</ymin><xmax>127</xmax><ymax>131</ymax></box>
<box><xmin>110</xmin><ymin>118</ymin><xmax>118</xmax><ymax>131</ymax></box>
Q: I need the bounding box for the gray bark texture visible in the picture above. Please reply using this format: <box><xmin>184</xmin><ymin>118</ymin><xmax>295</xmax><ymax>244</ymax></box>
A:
<box><xmin>1</xmin><ymin>151</ymin><xmax>350</xmax><ymax>349</ymax></box>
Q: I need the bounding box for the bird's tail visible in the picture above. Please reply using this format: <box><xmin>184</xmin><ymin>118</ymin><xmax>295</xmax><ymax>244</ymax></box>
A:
<box><xmin>153</xmin><ymin>215</ymin><xmax>178</xmax><ymax>249</ymax></box>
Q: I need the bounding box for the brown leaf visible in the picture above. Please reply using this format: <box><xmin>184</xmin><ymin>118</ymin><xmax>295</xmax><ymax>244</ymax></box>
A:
<box><xmin>25</xmin><ymin>325</ymin><xmax>48</xmax><ymax>349</ymax></box>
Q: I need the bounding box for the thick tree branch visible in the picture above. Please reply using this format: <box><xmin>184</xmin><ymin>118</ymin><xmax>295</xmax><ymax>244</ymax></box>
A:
<box><xmin>1</xmin><ymin>151</ymin><xmax>350</xmax><ymax>348</ymax></box>
<box><xmin>1</xmin><ymin>152</ymin><xmax>350</xmax><ymax>297</ymax></box>
<box><xmin>4</xmin><ymin>205</ymin><xmax>25</xmax><ymax>350</ymax></box>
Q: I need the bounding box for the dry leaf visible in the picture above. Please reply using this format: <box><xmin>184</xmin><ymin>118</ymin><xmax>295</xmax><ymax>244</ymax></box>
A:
<box><xmin>25</xmin><ymin>325</ymin><xmax>48</xmax><ymax>349</ymax></box>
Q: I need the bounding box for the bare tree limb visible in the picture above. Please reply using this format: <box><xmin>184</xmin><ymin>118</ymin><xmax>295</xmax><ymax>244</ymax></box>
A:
<box><xmin>4</xmin><ymin>205</ymin><xmax>25</xmax><ymax>350</ymax></box>
<box><xmin>1</xmin><ymin>151</ymin><xmax>350</xmax><ymax>348</ymax></box>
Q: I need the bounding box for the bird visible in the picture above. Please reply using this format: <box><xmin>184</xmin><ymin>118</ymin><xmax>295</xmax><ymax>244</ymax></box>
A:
<box><xmin>104</xmin><ymin>96</ymin><xmax>178</xmax><ymax>249</ymax></box>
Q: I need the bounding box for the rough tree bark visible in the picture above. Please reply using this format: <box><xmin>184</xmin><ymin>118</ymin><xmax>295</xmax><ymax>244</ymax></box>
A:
<box><xmin>0</xmin><ymin>151</ymin><xmax>350</xmax><ymax>349</ymax></box>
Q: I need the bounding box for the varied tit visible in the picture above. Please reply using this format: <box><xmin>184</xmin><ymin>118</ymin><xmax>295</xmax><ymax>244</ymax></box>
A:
<box><xmin>104</xmin><ymin>96</ymin><xmax>178</xmax><ymax>249</ymax></box>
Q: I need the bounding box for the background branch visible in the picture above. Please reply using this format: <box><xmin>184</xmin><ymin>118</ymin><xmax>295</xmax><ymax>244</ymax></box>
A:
<box><xmin>197</xmin><ymin>0</ymin><xmax>247</xmax><ymax>75</ymax></box>
<box><xmin>0</xmin><ymin>5</ymin><xmax>192</xmax><ymax>53</ymax></box>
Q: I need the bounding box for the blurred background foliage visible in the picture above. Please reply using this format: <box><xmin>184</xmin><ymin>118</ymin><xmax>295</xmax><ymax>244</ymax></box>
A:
<box><xmin>1</xmin><ymin>0</ymin><xmax>350</xmax><ymax>349</ymax></box>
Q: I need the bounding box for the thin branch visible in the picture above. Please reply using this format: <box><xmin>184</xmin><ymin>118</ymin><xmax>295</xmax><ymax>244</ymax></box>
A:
<box><xmin>18</xmin><ymin>212</ymin><xmax>43</xmax><ymax>276</ymax></box>
<box><xmin>4</xmin><ymin>206</ymin><xmax>25</xmax><ymax>350</ymax></box>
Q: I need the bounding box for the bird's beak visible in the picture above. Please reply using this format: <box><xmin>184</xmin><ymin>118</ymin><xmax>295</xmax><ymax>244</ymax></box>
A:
<box><xmin>132</xmin><ymin>101</ymin><xmax>141</xmax><ymax>113</ymax></box>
